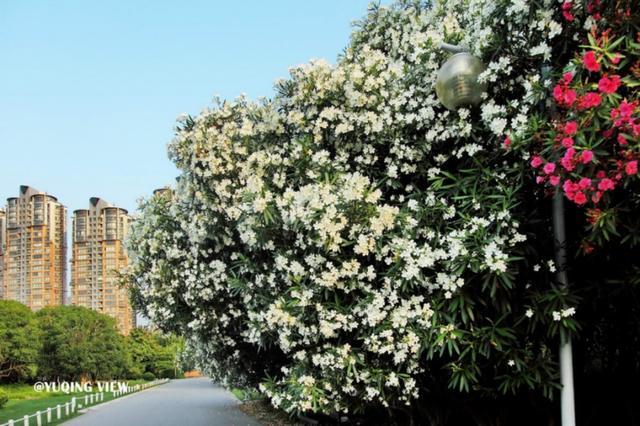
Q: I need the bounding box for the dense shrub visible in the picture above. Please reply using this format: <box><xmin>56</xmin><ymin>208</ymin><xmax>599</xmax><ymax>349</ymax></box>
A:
<box><xmin>142</xmin><ymin>371</ymin><xmax>156</xmax><ymax>381</ymax></box>
<box><xmin>128</xmin><ymin>0</ymin><xmax>639</xmax><ymax>423</ymax></box>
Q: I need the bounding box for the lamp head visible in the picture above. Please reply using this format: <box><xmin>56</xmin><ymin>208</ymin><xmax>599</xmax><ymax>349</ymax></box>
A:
<box><xmin>435</xmin><ymin>52</ymin><xmax>487</xmax><ymax>110</ymax></box>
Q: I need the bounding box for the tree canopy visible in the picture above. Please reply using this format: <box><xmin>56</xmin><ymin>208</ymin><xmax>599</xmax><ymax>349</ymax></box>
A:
<box><xmin>36</xmin><ymin>305</ymin><xmax>127</xmax><ymax>381</ymax></box>
<box><xmin>0</xmin><ymin>300</ymin><xmax>40</xmax><ymax>382</ymax></box>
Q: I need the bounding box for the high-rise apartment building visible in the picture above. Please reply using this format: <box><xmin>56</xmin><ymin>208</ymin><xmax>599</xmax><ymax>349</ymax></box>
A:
<box><xmin>3</xmin><ymin>186</ymin><xmax>67</xmax><ymax>309</ymax></box>
<box><xmin>0</xmin><ymin>208</ymin><xmax>6</xmax><ymax>299</ymax></box>
<box><xmin>71</xmin><ymin>197</ymin><xmax>134</xmax><ymax>334</ymax></box>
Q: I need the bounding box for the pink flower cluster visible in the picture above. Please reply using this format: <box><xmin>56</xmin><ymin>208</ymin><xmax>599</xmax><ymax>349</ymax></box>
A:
<box><xmin>611</xmin><ymin>100</ymin><xmax>640</xmax><ymax>134</ymax></box>
<box><xmin>583</xmin><ymin>51</ymin><xmax>600</xmax><ymax>72</ymax></box>
<box><xmin>552</xmin><ymin>73</ymin><xmax>578</xmax><ymax>107</ymax></box>
<box><xmin>531</xmin><ymin>25</ymin><xmax>639</xmax><ymax>208</ymax></box>
<box><xmin>598</xmin><ymin>75</ymin><xmax>621</xmax><ymax>94</ymax></box>
<box><xmin>561</xmin><ymin>1</ymin><xmax>574</xmax><ymax>22</ymax></box>
<box><xmin>533</xmin><ymin>112</ymin><xmax>638</xmax><ymax>206</ymax></box>
<box><xmin>562</xmin><ymin>174</ymin><xmax>616</xmax><ymax>205</ymax></box>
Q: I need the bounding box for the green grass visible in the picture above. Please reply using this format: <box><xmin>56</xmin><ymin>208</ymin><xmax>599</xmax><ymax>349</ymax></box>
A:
<box><xmin>0</xmin><ymin>380</ymin><xmax>158</xmax><ymax>425</ymax></box>
<box><xmin>230</xmin><ymin>387</ymin><xmax>262</xmax><ymax>402</ymax></box>
<box><xmin>0</xmin><ymin>386</ymin><xmax>90</xmax><ymax>425</ymax></box>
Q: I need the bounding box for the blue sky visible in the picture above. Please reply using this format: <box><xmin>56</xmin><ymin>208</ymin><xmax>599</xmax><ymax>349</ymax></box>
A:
<box><xmin>0</xmin><ymin>0</ymin><xmax>380</xmax><ymax>214</ymax></box>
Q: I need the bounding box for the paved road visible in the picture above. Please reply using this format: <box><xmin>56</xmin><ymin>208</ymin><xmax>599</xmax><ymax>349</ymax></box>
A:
<box><xmin>64</xmin><ymin>377</ymin><xmax>262</xmax><ymax>426</ymax></box>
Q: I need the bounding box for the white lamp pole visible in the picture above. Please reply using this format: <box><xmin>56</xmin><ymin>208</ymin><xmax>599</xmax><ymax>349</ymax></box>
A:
<box><xmin>553</xmin><ymin>188</ymin><xmax>577</xmax><ymax>426</ymax></box>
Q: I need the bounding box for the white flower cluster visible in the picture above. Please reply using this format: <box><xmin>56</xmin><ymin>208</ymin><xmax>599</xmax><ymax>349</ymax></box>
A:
<box><xmin>128</xmin><ymin>0</ymin><xmax>570</xmax><ymax>416</ymax></box>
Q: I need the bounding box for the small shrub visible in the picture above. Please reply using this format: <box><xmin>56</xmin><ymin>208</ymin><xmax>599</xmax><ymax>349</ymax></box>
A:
<box><xmin>159</xmin><ymin>368</ymin><xmax>176</xmax><ymax>379</ymax></box>
<box><xmin>142</xmin><ymin>372</ymin><xmax>156</xmax><ymax>381</ymax></box>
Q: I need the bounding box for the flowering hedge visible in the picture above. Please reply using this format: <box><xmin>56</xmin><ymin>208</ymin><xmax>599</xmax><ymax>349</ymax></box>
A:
<box><xmin>127</xmin><ymin>0</ymin><xmax>638</xmax><ymax>422</ymax></box>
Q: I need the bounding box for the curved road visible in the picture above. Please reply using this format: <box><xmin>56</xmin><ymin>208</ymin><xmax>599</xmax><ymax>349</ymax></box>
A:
<box><xmin>64</xmin><ymin>377</ymin><xmax>262</xmax><ymax>426</ymax></box>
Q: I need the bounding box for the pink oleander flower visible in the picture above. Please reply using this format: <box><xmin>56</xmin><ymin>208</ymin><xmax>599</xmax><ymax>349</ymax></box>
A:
<box><xmin>550</xmin><ymin>175</ymin><xmax>561</xmax><ymax>186</ymax></box>
<box><xmin>563</xmin><ymin>180</ymin><xmax>574</xmax><ymax>192</ymax></box>
<box><xmin>619</xmin><ymin>100</ymin><xmax>636</xmax><ymax>118</ymax></box>
<box><xmin>503</xmin><ymin>136</ymin><xmax>511</xmax><ymax>149</ymax></box>
<box><xmin>563</xmin><ymin>72</ymin><xmax>574</xmax><ymax>84</ymax></box>
<box><xmin>562</xmin><ymin>137</ymin><xmax>574</xmax><ymax>148</ymax></box>
<box><xmin>581</xmin><ymin>150</ymin><xmax>594</xmax><ymax>164</ymax></box>
<box><xmin>598</xmin><ymin>75</ymin><xmax>621</xmax><ymax>94</ymax></box>
<box><xmin>626</xmin><ymin>160</ymin><xmax>638</xmax><ymax>176</ymax></box>
<box><xmin>598</xmin><ymin>178</ymin><xmax>615</xmax><ymax>191</ymax></box>
<box><xmin>543</xmin><ymin>162</ymin><xmax>556</xmax><ymax>174</ymax></box>
<box><xmin>531</xmin><ymin>156</ymin><xmax>544</xmax><ymax>168</ymax></box>
<box><xmin>583</xmin><ymin>51</ymin><xmax>600</xmax><ymax>72</ymax></box>
<box><xmin>574</xmin><ymin>191</ymin><xmax>587</xmax><ymax>205</ymax></box>
<box><xmin>553</xmin><ymin>85</ymin><xmax>564</xmax><ymax>102</ymax></box>
<box><xmin>563</xmin><ymin>179</ymin><xmax>578</xmax><ymax>200</ymax></box>
<box><xmin>611</xmin><ymin>101</ymin><xmax>636</xmax><ymax>127</ymax></box>
<box><xmin>578</xmin><ymin>177</ymin><xmax>592</xmax><ymax>189</ymax></box>
<box><xmin>579</xmin><ymin>92</ymin><xmax>602</xmax><ymax>109</ymax></box>
<box><xmin>564</xmin><ymin>121</ymin><xmax>578</xmax><ymax>135</ymax></box>
<box><xmin>553</xmin><ymin>85</ymin><xmax>577</xmax><ymax>107</ymax></box>
<box><xmin>617</xmin><ymin>134</ymin><xmax>628</xmax><ymax>145</ymax></box>
<box><xmin>564</xmin><ymin>89</ymin><xmax>577</xmax><ymax>105</ymax></box>
<box><xmin>562</xmin><ymin>148</ymin><xmax>576</xmax><ymax>171</ymax></box>
<box><xmin>562</xmin><ymin>2</ymin><xmax>574</xmax><ymax>21</ymax></box>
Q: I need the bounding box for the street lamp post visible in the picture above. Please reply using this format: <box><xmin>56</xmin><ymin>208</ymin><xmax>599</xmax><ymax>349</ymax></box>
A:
<box><xmin>553</xmin><ymin>192</ymin><xmax>576</xmax><ymax>426</ymax></box>
<box><xmin>435</xmin><ymin>44</ymin><xmax>576</xmax><ymax>426</ymax></box>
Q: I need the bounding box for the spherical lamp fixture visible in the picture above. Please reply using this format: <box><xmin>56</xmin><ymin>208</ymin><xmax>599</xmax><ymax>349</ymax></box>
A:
<box><xmin>435</xmin><ymin>50</ymin><xmax>487</xmax><ymax>111</ymax></box>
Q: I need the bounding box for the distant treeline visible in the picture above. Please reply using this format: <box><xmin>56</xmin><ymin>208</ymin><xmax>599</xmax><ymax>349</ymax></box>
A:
<box><xmin>0</xmin><ymin>300</ymin><xmax>190</xmax><ymax>383</ymax></box>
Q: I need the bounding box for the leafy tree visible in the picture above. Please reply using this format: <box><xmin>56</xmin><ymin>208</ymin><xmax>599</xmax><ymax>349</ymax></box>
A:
<box><xmin>126</xmin><ymin>328</ymin><xmax>159</xmax><ymax>378</ymax></box>
<box><xmin>36</xmin><ymin>306</ymin><xmax>127</xmax><ymax>381</ymax></box>
<box><xmin>125</xmin><ymin>329</ymin><xmax>183</xmax><ymax>379</ymax></box>
<box><xmin>0</xmin><ymin>300</ymin><xmax>41</xmax><ymax>382</ymax></box>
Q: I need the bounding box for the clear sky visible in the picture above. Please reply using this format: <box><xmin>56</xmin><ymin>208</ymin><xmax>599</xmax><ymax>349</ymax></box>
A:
<box><xmin>0</xmin><ymin>0</ymin><xmax>380</xmax><ymax>214</ymax></box>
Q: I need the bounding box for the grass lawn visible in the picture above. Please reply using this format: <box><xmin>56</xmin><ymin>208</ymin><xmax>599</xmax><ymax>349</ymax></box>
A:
<box><xmin>0</xmin><ymin>380</ymin><xmax>155</xmax><ymax>425</ymax></box>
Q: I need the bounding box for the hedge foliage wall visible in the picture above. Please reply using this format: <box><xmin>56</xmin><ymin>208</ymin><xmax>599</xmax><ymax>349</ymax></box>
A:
<box><xmin>127</xmin><ymin>0</ymin><xmax>639</xmax><ymax>423</ymax></box>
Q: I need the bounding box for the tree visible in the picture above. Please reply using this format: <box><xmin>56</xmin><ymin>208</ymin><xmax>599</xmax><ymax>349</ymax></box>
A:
<box><xmin>0</xmin><ymin>300</ymin><xmax>41</xmax><ymax>382</ymax></box>
<box><xmin>125</xmin><ymin>329</ymin><xmax>183</xmax><ymax>379</ymax></box>
<box><xmin>37</xmin><ymin>306</ymin><xmax>127</xmax><ymax>381</ymax></box>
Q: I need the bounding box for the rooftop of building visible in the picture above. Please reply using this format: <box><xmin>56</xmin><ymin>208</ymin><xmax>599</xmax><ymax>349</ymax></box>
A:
<box><xmin>6</xmin><ymin>185</ymin><xmax>61</xmax><ymax>203</ymax></box>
